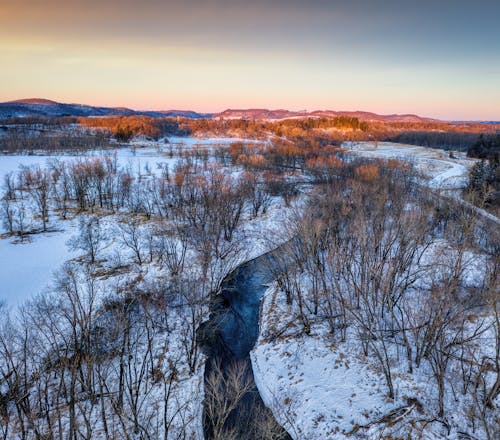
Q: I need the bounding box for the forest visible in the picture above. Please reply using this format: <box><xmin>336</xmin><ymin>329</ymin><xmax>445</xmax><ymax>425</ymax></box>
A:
<box><xmin>0</xmin><ymin>118</ymin><xmax>498</xmax><ymax>439</ymax></box>
<box><xmin>2</xmin><ymin>115</ymin><xmax>499</xmax><ymax>153</ymax></box>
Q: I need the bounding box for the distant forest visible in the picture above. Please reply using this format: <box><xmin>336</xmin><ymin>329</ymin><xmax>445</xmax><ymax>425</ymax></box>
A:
<box><xmin>1</xmin><ymin>115</ymin><xmax>499</xmax><ymax>159</ymax></box>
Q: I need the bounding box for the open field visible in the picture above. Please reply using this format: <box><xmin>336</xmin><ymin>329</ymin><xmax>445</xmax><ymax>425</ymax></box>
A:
<box><xmin>346</xmin><ymin>141</ymin><xmax>479</xmax><ymax>190</ymax></box>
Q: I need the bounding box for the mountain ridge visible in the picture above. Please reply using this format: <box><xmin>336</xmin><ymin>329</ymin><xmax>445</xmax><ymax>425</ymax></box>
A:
<box><xmin>1</xmin><ymin>98</ymin><xmax>440</xmax><ymax>122</ymax></box>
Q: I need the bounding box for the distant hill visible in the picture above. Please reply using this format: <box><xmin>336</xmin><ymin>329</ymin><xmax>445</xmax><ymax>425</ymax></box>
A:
<box><xmin>8</xmin><ymin>98</ymin><xmax>61</xmax><ymax>106</ymax></box>
<box><xmin>0</xmin><ymin>99</ymin><xmax>135</xmax><ymax>118</ymax></box>
<box><xmin>309</xmin><ymin>110</ymin><xmax>435</xmax><ymax>123</ymax></box>
<box><xmin>1</xmin><ymin>98</ymin><xmax>439</xmax><ymax>122</ymax></box>
<box><xmin>214</xmin><ymin>108</ymin><xmax>436</xmax><ymax>123</ymax></box>
<box><xmin>0</xmin><ymin>99</ymin><xmax>211</xmax><ymax>119</ymax></box>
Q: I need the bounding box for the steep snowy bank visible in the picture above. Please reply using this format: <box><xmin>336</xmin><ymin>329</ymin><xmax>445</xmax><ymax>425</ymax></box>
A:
<box><xmin>251</xmin><ymin>243</ymin><xmax>497</xmax><ymax>439</ymax></box>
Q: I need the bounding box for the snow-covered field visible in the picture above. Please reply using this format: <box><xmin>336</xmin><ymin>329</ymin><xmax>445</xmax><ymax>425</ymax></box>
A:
<box><xmin>0</xmin><ymin>147</ymin><xmax>172</xmax><ymax>307</ymax></box>
<box><xmin>343</xmin><ymin>142</ymin><xmax>500</xmax><ymax>226</ymax></box>
<box><xmin>252</xmin><ymin>297</ymin><xmax>494</xmax><ymax>439</ymax></box>
<box><xmin>0</xmin><ymin>136</ymin><xmax>252</xmax><ymax>177</ymax></box>
<box><xmin>1</xmin><ymin>134</ymin><xmax>495</xmax><ymax>439</ymax></box>
<box><xmin>252</xmin><ymin>284</ymin><xmax>397</xmax><ymax>439</ymax></box>
<box><xmin>344</xmin><ymin>142</ymin><xmax>478</xmax><ymax>190</ymax></box>
<box><xmin>0</xmin><ymin>136</ymin><xmax>255</xmax><ymax>308</ymax></box>
<box><xmin>0</xmin><ymin>145</ymin><xmax>171</xmax><ymax>178</ymax></box>
<box><xmin>0</xmin><ymin>220</ymin><xmax>77</xmax><ymax>308</ymax></box>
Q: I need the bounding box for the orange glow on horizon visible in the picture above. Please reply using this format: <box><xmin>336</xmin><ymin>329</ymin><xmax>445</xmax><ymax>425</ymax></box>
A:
<box><xmin>1</xmin><ymin>0</ymin><xmax>499</xmax><ymax>120</ymax></box>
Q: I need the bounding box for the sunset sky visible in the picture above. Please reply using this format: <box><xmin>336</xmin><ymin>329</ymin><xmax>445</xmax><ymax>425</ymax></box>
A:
<box><xmin>1</xmin><ymin>0</ymin><xmax>499</xmax><ymax>119</ymax></box>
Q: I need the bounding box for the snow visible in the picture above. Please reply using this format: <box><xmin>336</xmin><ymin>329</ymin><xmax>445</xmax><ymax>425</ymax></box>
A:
<box><xmin>0</xmin><ymin>146</ymin><xmax>176</xmax><ymax>177</ymax></box>
<box><xmin>344</xmin><ymin>141</ymin><xmax>500</xmax><ymax>224</ymax></box>
<box><xmin>251</xmin><ymin>240</ymin><xmax>497</xmax><ymax>439</ymax></box>
<box><xmin>241</xmin><ymin>197</ymin><xmax>300</xmax><ymax>260</ymax></box>
<box><xmin>0</xmin><ymin>154</ymin><xmax>59</xmax><ymax>178</ymax></box>
<box><xmin>167</xmin><ymin>136</ymin><xmax>252</xmax><ymax>147</ymax></box>
<box><xmin>0</xmin><ymin>146</ymin><xmax>177</xmax><ymax>308</ymax></box>
<box><xmin>0</xmin><ymin>136</ymin><xmax>256</xmax><ymax>308</ymax></box>
<box><xmin>0</xmin><ymin>135</ymin><xmax>252</xmax><ymax>177</ymax></box>
<box><xmin>0</xmin><ymin>221</ymin><xmax>77</xmax><ymax>308</ymax></box>
<box><xmin>252</xmin><ymin>330</ymin><xmax>391</xmax><ymax>438</ymax></box>
<box><xmin>0</xmin><ymin>132</ymin><xmax>495</xmax><ymax>438</ymax></box>
<box><xmin>251</xmin><ymin>285</ymin><xmax>395</xmax><ymax>439</ymax></box>
<box><xmin>344</xmin><ymin>142</ymin><xmax>478</xmax><ymax>190</ymax></box>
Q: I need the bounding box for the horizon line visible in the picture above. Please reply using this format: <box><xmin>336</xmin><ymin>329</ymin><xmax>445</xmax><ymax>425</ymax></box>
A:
<box><xmin>2</xmin><ymin>97</ymin><xmax>500</xmax><ymax>123</ymax></box>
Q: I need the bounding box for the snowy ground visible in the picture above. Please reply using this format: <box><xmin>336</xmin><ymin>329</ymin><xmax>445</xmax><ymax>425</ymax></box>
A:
<box><xmin>0</xmin><ymin>133</ymin><xmax>295</xmax><ymax>438</ymax></box>
<box><xmin>0</xmin><ymin>135</ymin><xmax>253</xmax><ymax>177</ymax></box>
<box><xmin>251</xmin><ymin>243</ymin><xmax>496</xmax><ymax>440</ymax></box>
<box><xmin>344</xmin><ymin>142</ymin><xmax>500</xmax><ymax>225</ymax></box>
<box><xmin>0</xmin><ymin>136</ymin><xmax>261</xmax><ymax>308</ymax></box>
<box><xmin>252</xmin><ymin>291</ymin><xmax>492</xmax><ymax>440</ymax></box>
<box><xmin>344</xmin><ymin>142</ymin><xmax>478</xmax><ymax>190</ymax></box>
<box><xmin>0</xmin><ymin>147</ymin><xmax>176</xmax><ymax>308</ymax></box>
<box><xmin>0</xmin><ymin>145</ymin><xmax>176</xmax><ymax>178</ymax></box>
<box><xmin>252</xmin><ymin>285</ymin><xmax>398</xmax><ymax>439</ymax></box>
<box><xmin>0</xmin><ymin>219</ymin><xmax>77</xmax><ymax>308</ymax></box>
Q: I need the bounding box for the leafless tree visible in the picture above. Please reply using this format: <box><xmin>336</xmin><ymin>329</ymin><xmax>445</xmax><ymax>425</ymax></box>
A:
<box><xmin>68</xmin><ymin>214</ymin><xmax>106</xmax><ymax>265</ymax></box>
<box><xmin>204</xmin><ymin>360</ymin><xmax>254</xmax><ymax>440</ymax></box>
<box><xmin>19</xmin><ymin>166</ymin><xmax>51</xmax><ymax>232</ymax></box>
<box><xmin>117</xmin><ymin>216</ymin><xmax>144</xmax><ymax>265</ymax></box>
<box><xmin>0</xmin><ymin>197</ymin><xmax>15</xmax><ymax>235</ymax></box>
<box><xmin>13</xmin><ymin>200</ymin><xmax>29</xmax><ymax>241</ymax></box>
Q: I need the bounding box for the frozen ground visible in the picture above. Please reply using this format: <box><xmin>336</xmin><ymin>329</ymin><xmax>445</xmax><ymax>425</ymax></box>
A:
<box><xmin>252</xmin><ymin>285</ymin><xmax>397</xmax><ymax>439</ymax></box>
<box><xmin>0</xmin><ymin>145</ymin><xmax>176</xmax><ymax>178</ymax></box>
<box><xmin>344</xmin><ymin>142</ymin><xmax>499</xmax><ymax>225</ymax></box>
<box><xmin>344</xmin><ymin>142</ymin><xmax>478</xmax><ymax>190</ymax></box>
<box><xmin>0</xmin><ymin>220</ymin><xmax>77</xmax><ymax>308</ymax></box>
<box><xmin>0</xmin><ymin>147</ymin><xmax>175</xmax><ymax>308</ymax></box>
<box><xmin>167</xmin><ymin>136</ymin><xmax>253</xmax><ymax>146</ymax></box>
<box><xmin>0</xmin><ymin>137</ymin><xmax>292</xmax><ymax>436</ymax></box>
<box><xmin>0</xmin><ymin>136</ymin><xmax>255</xmax><ymax>308</ymax></box>
<box><xmin>251</xmin><ymin>244</ymin><xmax>495</xmax><ymax>439</ymax></box>
<box><xmin>0</xmin><ymin>214</ymin><xmax>207</xmax><ymax>438</ymax></box>
<box><xmin>0</xmin><ymin>136</ymin><xmax>252</xmax><ymax>177</ymax></box>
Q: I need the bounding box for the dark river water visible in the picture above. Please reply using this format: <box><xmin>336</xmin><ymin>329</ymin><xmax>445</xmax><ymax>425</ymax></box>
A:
<box><xmin>197</xmin><ymin>249</ymin><xmax>292</xmax><ymax>439</ymax></box>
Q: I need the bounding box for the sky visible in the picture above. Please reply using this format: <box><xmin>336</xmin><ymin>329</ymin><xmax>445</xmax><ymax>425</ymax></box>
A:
<box><xmin>0</xmin><ymin>0</ymin><xmax>499</xmax><ymax>119</ymax></box>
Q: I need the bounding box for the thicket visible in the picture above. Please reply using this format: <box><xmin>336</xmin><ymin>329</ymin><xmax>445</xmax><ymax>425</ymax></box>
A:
<box><xmin>387</xmin><ymin>131</ymin><xmax>485</xmax><ymax>151</ymax></box>
<box><xmin>467</xmin><ymin>135</ymin><xmax>500</xmax><ymax>162</ymax></box>
<box><xmin>79</xmin><ymin>116</ymin><xmax>188</xmax><ymax>141</ymax></box>
<box><xmin>270</xmin><ymin>163</ymin><xmax>499</xmax><ymax>437</ymax></box>
<box><xmin>0</xmin><ymin>149</ymin><xmax>290</xmax><ymax>438</ymax></box>
<box><xmin>0</xmin><ymin>129</ymin><xmax>112</xmax><ymax>153</ymax></box>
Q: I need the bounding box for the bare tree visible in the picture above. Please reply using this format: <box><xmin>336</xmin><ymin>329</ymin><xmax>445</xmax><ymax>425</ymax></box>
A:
<box><xmin>68</xmin><ymin>215</ymin><xmax>106</xmax><ymax>265</ymax></box>
<box><xmin>117</xmin><ymin>216</ymin><xmax>144</xmax><ymax>265</ymax></box>
<box><xmin>13</xmin><ymin>200</ymin><xmax>29</xmax><ymax>241</ymax></box>
<box><xmin>20</xmin><ymin>166</ymin><xmax>51</xmax><ymax>232</ymax></box>
<box><xmin>0</xmin><ymin>197</ymin><xmax>15</xmax><ymax>235</ymax></box>
<box><xmin>204</xmin><ymin>360</ymin><xmax>254</xmax><ymax>440</ymax></box>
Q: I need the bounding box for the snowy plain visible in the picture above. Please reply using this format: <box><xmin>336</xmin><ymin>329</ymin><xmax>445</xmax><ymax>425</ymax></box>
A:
<box><xmin>0</xmin><ymin>135</ymin><xmax>495</xmax><ymax>439</ymax></box>
<box><xmin>0</xmin><ymin>135</ymin><xmax>280</xmax><ymax>438</ymax></box>
<box><xmin>0</xmin><ymin>220</ymin><xmax>77</xmax><ymax>308</ymax></box>
<box><xmin>0</xmin><ymin>136</ymin><xmax>250</xmax><ymax>308</ymax></box>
